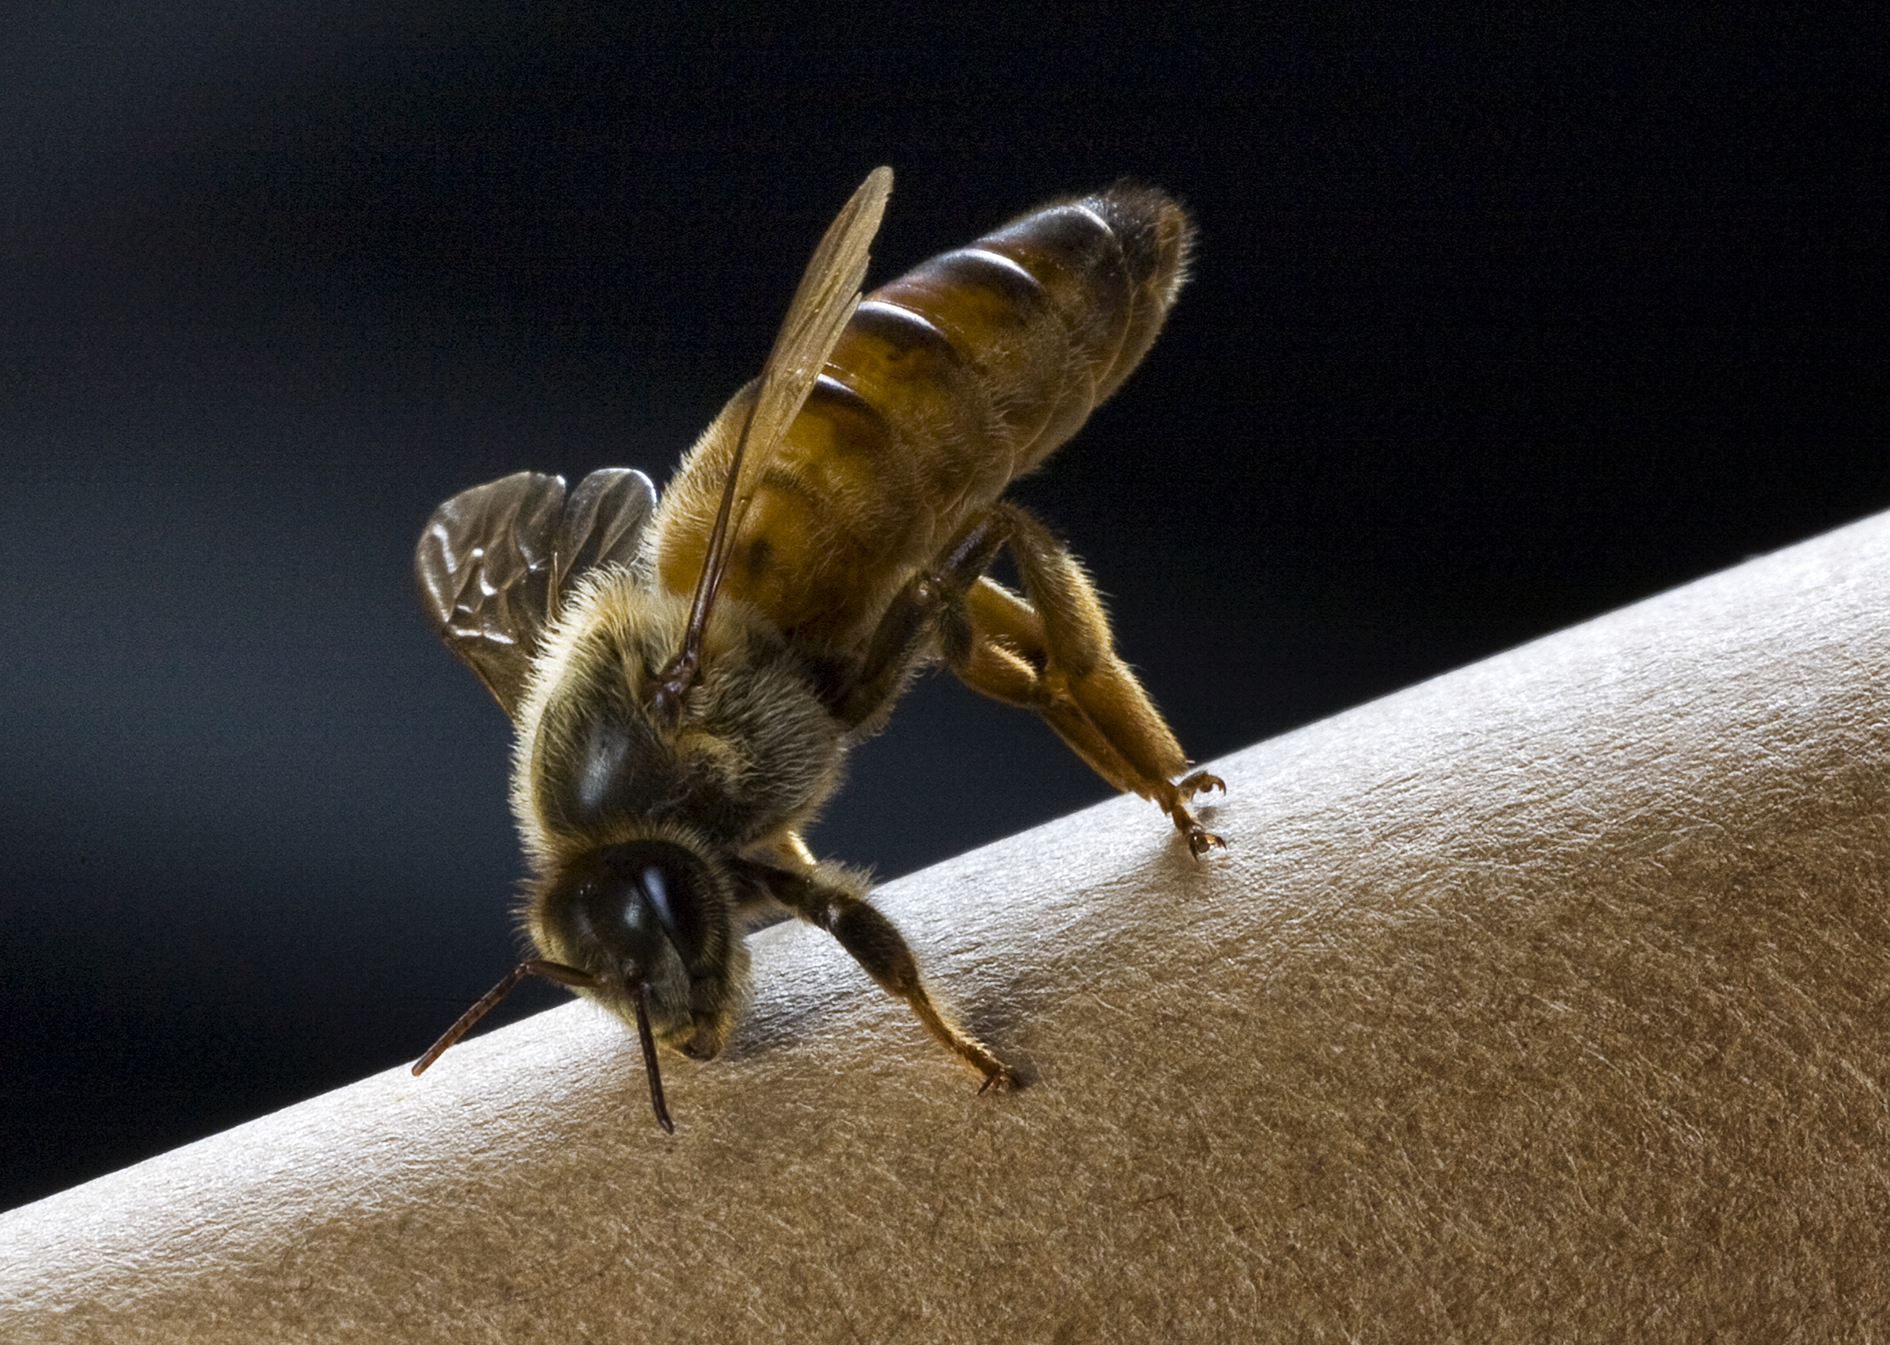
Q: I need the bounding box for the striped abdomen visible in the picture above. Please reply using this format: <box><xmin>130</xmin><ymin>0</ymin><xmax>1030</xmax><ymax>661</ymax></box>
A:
<box><xmin>656</xmin><ymin>185</ymin><xmax>1193</xmax><ymax>650</ymax></box>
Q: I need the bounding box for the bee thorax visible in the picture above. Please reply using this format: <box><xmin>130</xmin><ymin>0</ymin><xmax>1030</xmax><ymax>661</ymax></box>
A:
<box><xmin>519</xmin><ymin>580</ymin><xmax>846</xmax><ymax>854</ymax></box>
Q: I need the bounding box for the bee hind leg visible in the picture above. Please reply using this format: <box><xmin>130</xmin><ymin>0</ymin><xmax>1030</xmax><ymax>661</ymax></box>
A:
<box><xmin>942</xmin><ymin>502</ymin><xmax>1228</xmax><ymax>857</ymax></box>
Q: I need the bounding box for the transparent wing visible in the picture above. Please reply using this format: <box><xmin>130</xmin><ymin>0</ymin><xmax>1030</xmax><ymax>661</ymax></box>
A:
<box><xmin>416</xmin><ymin>467</ymin><xmax>657</xmax><ymax>719</ymax></box>
<box><xmin>555</xmin><ymin>467</ymin><xmax>659</xmax><ymax>594</ymax></box>
<box><xmin>723</xmin><ymin>165</ymin><xmax>893</xmax><ymax>543</ymax></box>
<box><xmin>654</xmin><ymin>168</ymin><xmax>892</xmax><ymax>719</ymax></box>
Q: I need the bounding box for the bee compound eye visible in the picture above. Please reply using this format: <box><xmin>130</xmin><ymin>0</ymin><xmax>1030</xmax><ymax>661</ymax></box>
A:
<box><xmin>569</xmin><ymin>840</ymin><xmax>713</xmax><ymax>969</ymax></box>
<box><xmin>638</xmin><ymin>865</ymin><xmax>675</xmax><ymax>928</ymax></box>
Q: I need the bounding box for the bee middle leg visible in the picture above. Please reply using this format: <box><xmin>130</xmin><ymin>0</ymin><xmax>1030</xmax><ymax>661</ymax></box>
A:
<box><xmin>827</xmin><ymin>507</ymin><xmax>1011</xmax><ymax>730</ymax></box>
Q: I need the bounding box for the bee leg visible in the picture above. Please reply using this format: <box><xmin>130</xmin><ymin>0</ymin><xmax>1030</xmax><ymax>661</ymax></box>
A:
<box><xmin>945</xmin><ymin>503</ymin><xmax>1227</xmax><ymax>857</ymax></box>
<box><xmin>753</xmin><ymin>861</ymin><xmax>1017</xmax><ymax>1090</ymax></box>
<box><xmin>827</xmin><ymin>510</ymin><xmax>1010</xmax><ymax>730</ymax></box>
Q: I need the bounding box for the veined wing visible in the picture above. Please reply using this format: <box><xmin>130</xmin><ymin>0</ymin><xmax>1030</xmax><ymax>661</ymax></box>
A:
<box><xmin>416</xmin><ymin>467</ymin><xmax>657</xmax><ymax>719</ymax></box>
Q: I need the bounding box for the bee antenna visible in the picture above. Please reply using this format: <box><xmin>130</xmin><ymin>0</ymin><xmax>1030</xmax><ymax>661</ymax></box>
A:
<box><xmin>633</xmin><ymin>983</ymin><xmax>676</xmax><ymax>1134</ymax></box>
<box><xmin>648</xmin><ymin>394</ymin><xmax>763</xmax><ymax>730</ymax></box>
<box><xmin>411</xmin><ymin>958</ymin><xmax>598</xmax><ymax>1076</ymax></box>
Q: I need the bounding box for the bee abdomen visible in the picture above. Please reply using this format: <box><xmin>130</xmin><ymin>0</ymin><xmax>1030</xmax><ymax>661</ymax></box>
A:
<box><xmin>663</xmin><ymin>183</ymin><xmax>1194</xmax><ymax>644</ymax></box>
<box><xmin>975</xmin><ymin>184</ymin><xmax>1192</xmax><ymax>410</ymax></box>
<box><xmin>825</xmin><ymin>184</ymin><xmax>1193</xmax><ymax>483</ymax></box>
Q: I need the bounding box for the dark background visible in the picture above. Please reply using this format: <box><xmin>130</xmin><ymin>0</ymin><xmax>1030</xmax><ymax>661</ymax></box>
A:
<box><xmin>2</xmin><ymin>3</ymin><xmax>1882</xmax><ymax>1211</ymax></box>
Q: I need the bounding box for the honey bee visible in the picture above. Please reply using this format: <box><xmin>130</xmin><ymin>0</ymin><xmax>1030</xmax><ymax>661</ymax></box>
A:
<box><xmin>412</xmin><ymin>167</ymin><xmax>1223</xmax><ymax>1131</ymax></box>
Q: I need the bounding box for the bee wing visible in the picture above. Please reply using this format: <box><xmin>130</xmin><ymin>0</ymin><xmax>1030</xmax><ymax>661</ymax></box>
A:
<box><xmin>723</xmin><ymin>165</ymin><xmax>893</xmax><ymax>539</ymax></box>
<box><xmin>416</xmin><ymin>467</ymin><xmax>657</xmax><ymax>720</ymax></box>
<box><xmin>662</xmin><ymin>168</ymin><xmax>891</xmax><ymax>703</ymax></box>
<box><xmin>553</xmin><ymin>467</ymin><xmax>660</xmax><ymax>594</ymax></box>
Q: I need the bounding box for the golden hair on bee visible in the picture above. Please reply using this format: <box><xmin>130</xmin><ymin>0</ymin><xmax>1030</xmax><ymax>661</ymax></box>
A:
<box><xmin>412</xmin><ymin>167</ymin><xmax>1221</xmax><ymax>1131</ymax></box>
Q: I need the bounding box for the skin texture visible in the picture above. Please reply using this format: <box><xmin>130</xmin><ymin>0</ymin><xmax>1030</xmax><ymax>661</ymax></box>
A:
<box><xmin>7</xmin><ymin>509</ymin><xmax>1890</xmax><ymax>1342</ymax></box>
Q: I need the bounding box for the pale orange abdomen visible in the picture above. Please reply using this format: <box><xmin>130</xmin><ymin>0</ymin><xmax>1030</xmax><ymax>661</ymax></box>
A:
<box><xmin>658</xmin><ymin>185</ymin><xmax>1192</xmax><ymax>654</ymax></box>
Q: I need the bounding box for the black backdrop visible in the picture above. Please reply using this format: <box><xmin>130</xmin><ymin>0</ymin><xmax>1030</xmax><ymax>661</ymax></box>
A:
<box><xmin>3</xmin><ymin>3</ymin><xmax>1883</xmax><ymax>1211</ymax></box>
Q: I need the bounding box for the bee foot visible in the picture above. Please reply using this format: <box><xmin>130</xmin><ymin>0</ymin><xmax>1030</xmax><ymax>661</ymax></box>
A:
<box><xmin>1178</xmin><ymin>770</ymin><xmax>1225</xmax><ymax>798</ymax></box>
<box><xmin>1187</xmin><ymin>826</ymin><xmax>1227</xmax><ymax>859</ymax></box>
<box><xmin>1164</xmin><ymin>782</ymin><xmax>1226</xmax><ymax>859</ymax></box>
<box><xmin>977</xmin><ymin>1062</ymin><xmax>1019</xmax><ymax>1095</ymax></box>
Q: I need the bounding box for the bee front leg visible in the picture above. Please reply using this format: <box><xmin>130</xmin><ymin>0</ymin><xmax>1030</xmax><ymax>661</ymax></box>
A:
<box><xmin>744</xmin><ymin>860</ymin><xmax>1016</xmax><ymax>1091</ymax></box>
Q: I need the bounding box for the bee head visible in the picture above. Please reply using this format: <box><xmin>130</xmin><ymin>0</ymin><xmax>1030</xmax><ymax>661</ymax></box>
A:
<box><xmin>532</xmin><ymin>834</ymin><xmax>750</xmax><ymax>1063</ymax></box>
